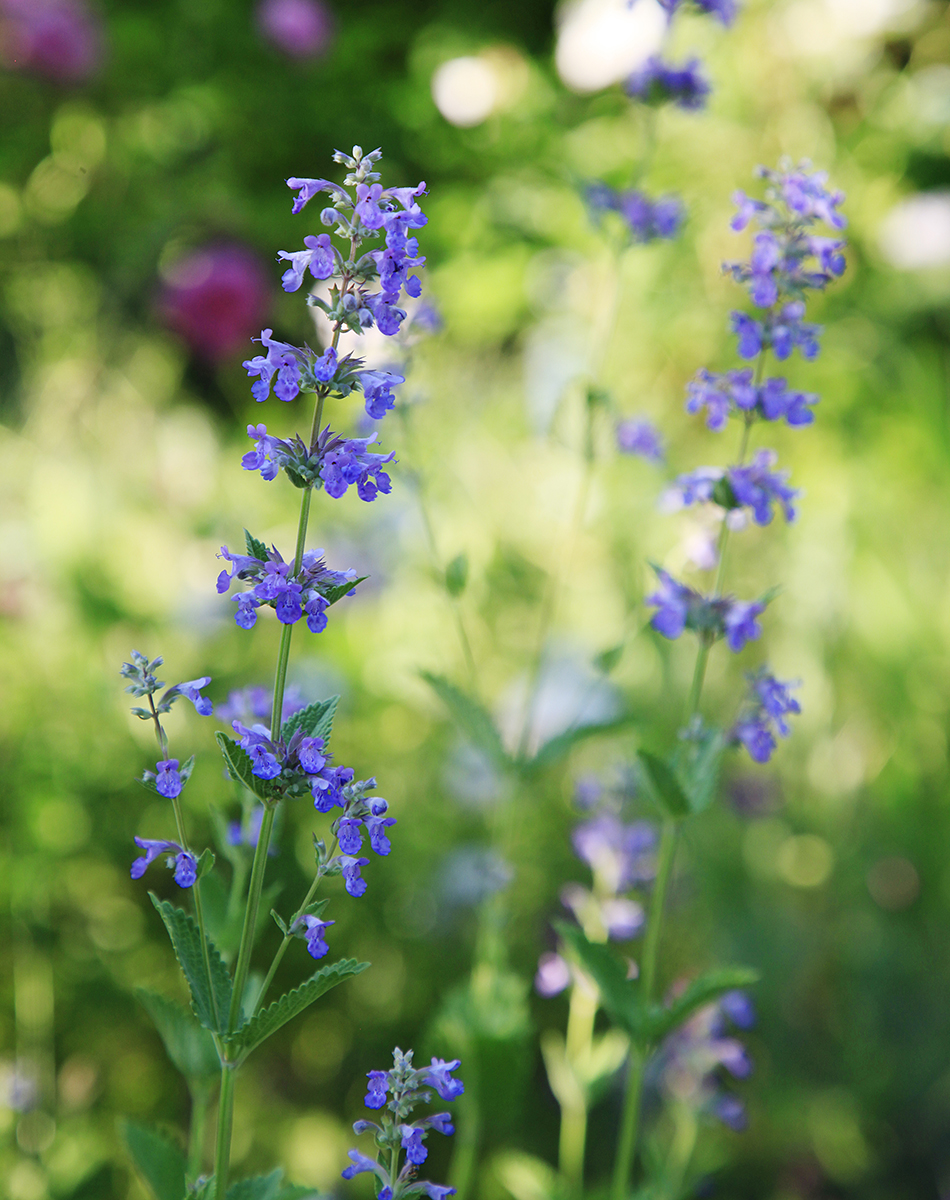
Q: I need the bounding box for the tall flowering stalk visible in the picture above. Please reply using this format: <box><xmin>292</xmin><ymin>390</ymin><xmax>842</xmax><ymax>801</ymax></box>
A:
<box><xmin>120</xmin><ymin>146</ymin><xmax>429</xmax><ymax>1200</ymax></box>
<box><xmin>546</xmin><ymin>162</ymin><xmax>847</xmax><ymax>1200</ymax></box>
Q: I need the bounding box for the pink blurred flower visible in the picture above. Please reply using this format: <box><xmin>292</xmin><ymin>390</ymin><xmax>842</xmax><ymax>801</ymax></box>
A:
<box><xmin>0</xmin><ymin>0</ymin><xmax>104</xmax><ymax>84</ymax></box>
<box><xmin>256</xmin><ymin>0</ymin><xmax>334</xmax><ymax>60</ymax></box>
<box><xmin>158</xmin><ymin>243</ymin><xmax>272</xmax><ymax>363</ymax></box>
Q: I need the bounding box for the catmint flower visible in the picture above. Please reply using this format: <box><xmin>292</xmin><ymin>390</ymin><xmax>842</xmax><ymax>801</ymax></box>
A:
<box><xmin>656</xmin><ymin>999</ymin><xmax>753</xmax><ymax>1132</ymax></box>
<box><xmin>341</xmin><ymin>1150</ymin><xmax>385</xmax><ymax>1181</ymax></box>
<box><xmin>365</xmin><ymin>810</ymin><xmax>396</xmax><ymax>855</ymax></box>
<box><xmin>158</xmin><ymin>244</ymin><xmax>270</xmax><ymax>363</ymax></box>
<box><xmin>572</xmin><ymin>814</ymin><xmax>658</xmax><ymax>890</ymax></box>
<box><xmin>585</xmin><ymin>184</ymin><xmax>683</xmax><ymax>244</ymax></box>
<box><xmin>617</xmin><ymin>417</ymin><xmax>664</xmax><ymax>462</ymax></box>
<box><xmin>359</xmin><ymin>370</ymin><xmax>404</xmax><ymax>420</ymax></box>
<box><xmin>686</xmin><ymin>368</ymin><xmax>818</xmax><ymax>430</ymax></box>
<box><xmin>337</xmin><ymin>817</ymin><xmax>363</xmax><ymax>855</ymax></box>
<box><xmin>665</xmin><ymin>451</ymin><xmax>798</xmax><ymax>526</ymax></box>
<box><xmin>646</xmin><ymin>568</ymin><xmax>765</xmax><ymax>653</ymax></box>
<box><xmin>242</xmin><ymin>422</ymin><xmax>395</xmax><ymax>500</ymax></box>
<box><xmin>338</xmin><ymin>854</ymin><xmax>370</xmax><ymax>897</ymax></box>
<box><xmin>155</xmin><ymin>759</ymin><xmax>183</xmax><ymax>798</ymax></box>
<box><xmin>400</xmin><ymin>1126</ymin><xmax>427</xmax><ymax>1165</ymax></box>
<box><xmin>365</xmin><ymin>1070</ymin><xmax>389</xmax><ymax>1109</ymax></box>
<box><xmin>122</xmin><ymin>654</ymin><xmax>215</xmax><ymax>721</ymax></box>
<box><xmin>216</xmin><ymin>542</ymin><xmax>358</xmax><ymax>632</ymax></box>
<box><xmin>423</xmin><ymin>1058</ymin><xmax>465</xmax><ymax>1101</ymax></box>
<box><xmin>278</xmin><ymin>234</ymin><xmax>336</xmax><ymax>292</ymax></box>
<box><xmin>216</xmin><ymin>684</ymin><xmax>306</xmax><ymax>726</ymax></box>
<box><xmin>625</xmin><ymin>56</ymin><xmax>710</xmax><ymax>110</ymax></box>
<box><xmin>535</xmin><ymin>951</ymin><xmax>572</xmax><ymax>997</ymax></box>
<box><xmin>169</xmin><ymin>678</ymin><xmax>214</xmax><ymax>716</ymax></box>
<box><xmin>294</xmin><ymin>914</ymin><xmax>334</xmax><ymax>959</ymax></box>
<box><xmin>130</xmin><ymin>838</ymin><xmax>197</xmax><ymax>888</ymax></box>
<box><xmin>714</xmin><ymin>1094</ymin><xmax>748</xmax><ymax>1131</ymax></box>
<box><xmin>731</xmin><ymin>669</ymin><xmax>800</xmax><ymax>763</ymax></box>
<box><xmin>657</xmin><ymin>0</ymin><xmax>737</xmax><ymax>22</ymax></box>
<box><xmin>719</xmin><ymin>990</ymin><xmax>756</xmax><ymax>1030</ymax></box>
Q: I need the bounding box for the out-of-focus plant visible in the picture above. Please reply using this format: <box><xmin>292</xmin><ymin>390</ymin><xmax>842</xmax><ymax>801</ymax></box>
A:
<box><xmin>117</xmin><ymin>146</ymin><xmax>464</xmax><ymax>1200</ymax></box>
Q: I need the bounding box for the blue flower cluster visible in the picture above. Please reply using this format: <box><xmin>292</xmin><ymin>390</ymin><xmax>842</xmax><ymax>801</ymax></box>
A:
<box><xmin>720</xmin><ymin>163</ymin><xmax>846</xmax><ymax>371</ymax></box>
<box><xmin>656</xmin><ymin>990</ymin><xmax>755</xmax><ymax>1132</ymax></box>
<box><xmin>686</xmin><ymin>368</ymin><xmax>818</xmax><ymax>430</ymax></box>
<box><xmin>731</xmin><ymin>669</ymin><xmax>801</xmax><ymax>763</ymax></box>
<box><xmin>647</xmin><ymin>567</ymin><xmax>764</xmax><ymax>653</ymax></box>
<box><xmin>658</xmin><ymin>0</ymin><xmax>738</xmax><ymax>22</ymax></box>
<box><xmin>625</xmin><ymin>55</ymin><xmax>710</xmax><ymax>110</ymax></box>
<box><xmin>229</xmin><ymin>715</ymin><xmax>394</xmax><ymax>897</ymax></box>
<box><xmin>242</xmin><ymin>422</ymin><xmax>395</xmax><ymax>499</ymax></box>
<box><xmin>664</xmin><ymin>449</ymin><xmax>799</xmax><ymax>526</ymax></box>
<box><xmin>616</xmin><ymin>417</ymin><xmax>665</xmax><ymax>462</ymax></box>
<box><xmin>216</xmin><ymin>542</ymin><xmax>358</xmax><ymax>631</ymax></box>
<box><xmin>586</xmin><ymin>184</ymin><xmax>684</xmax><ymax>245</ymax></box>
<box><xmin>121</xmin><ymin>650</ymin><xmax>214</xmax><ymax>719</ymax></box>
<box><xmin>537</xmin><ymin>777</ymin><xmax>658</xmax><ymax>997</ymax></box>
<box><xmin>242</xmin><ymin>146</ymin><xmax>426</xmax><ymax>418</ymax></box>
<box><xmin>342</xmin><ymin>1048</ymin><xmax>462</xmax><ymax>1200</ymax></box>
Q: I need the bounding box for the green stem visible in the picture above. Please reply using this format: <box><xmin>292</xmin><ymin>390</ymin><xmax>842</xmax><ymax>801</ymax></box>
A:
<box><xmin>226</xmin><ymin>805</ymin><xmax>276</xmax><ymax>1032</ymax></box>
<box><xmin>252</xmin><ymin>834</ymin><xmax>339</xmax><ymax>1017</ymax></box>
<box><xmin>187</xmin><ymin>1083</ymin><xmax>212</xmax><ymax>1180</ymax></box>
<box><xmin>448</xmin><ymin>1082</ymin><xmax>481</xmax><ymax>1200</ymax></box>
<box><xmin>212</xmin><ymin>1065</ymin><xmax>236</xmax><ymax>1200</ymax></box>
<box><xmin>610</xmin><ymin>819</ymin><xmax>678</xmax><ymax>1200</ymax></box>
<box><xmin>559</xmin><ymin>980</ymin><xmax>598</xmax><ymax>1192</ymax></box>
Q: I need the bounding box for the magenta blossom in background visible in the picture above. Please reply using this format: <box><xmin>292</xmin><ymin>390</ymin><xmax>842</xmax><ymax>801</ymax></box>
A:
<box><xmin>0</xmin><ymin>0</ymin><xmax>104</xmax><ymax>84</ymax></box>
<box><xmin>158</xmin><ymin>243</ymin><xmax>271</xmax><ymax>363</ymax></box>
<box><xmin>256</xmin><ymin>0</ymin><xmax>334</xmax><ymax>60</ymax></box>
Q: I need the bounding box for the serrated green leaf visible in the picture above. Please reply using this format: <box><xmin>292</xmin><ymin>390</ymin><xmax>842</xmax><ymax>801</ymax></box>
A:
<box><xmin>674</xmin><ymin>727</ymin><xmax>728</xmax><ymax>814</ymax></box>
<box><xmin>120</xmin><ymin>1120</ymin><xmax>186</xmax><ymax>1200</ymax></box>
<box><xmin>229</xmin><ymin>959</ymin><xmax>368</xmax><ymax>1059</ymax></box>
<box><xmin>637</xmin><ymin>750</ymin><xmax>690</xmax><ymax>819</ymax></box>
<box><xmin>421</xmin><ymin>672</ymin><xmax>510</xmax><ymax>770</ymax></box>
<box><xmin>648</xmin><ymin>966</ymin><xmax>761</xmax><ymax>1042</ymax></box>
<box><xmin>555</xmin><ymin>922</ymin><xmax>648</xmax><ymax>1042</ymax></box>
<box><xmin>136</xmin><ymin>990</ymin><xmax>220</xmax><ymax>1079</ymax></box>
<box><xmin>215</xmin><ymin>732</ymin><xmax>279</xmax><ymax>803</ymax></box>
<box><xmin>150</xmin><ymin>894</ymin><xmax>234</xmax><ymax>1034</ymax></box>
<box><xmin>445</xmin><ymin>553</ymin><xmax>468</xmax><ymax>597</ymax></box>
<box><xmin>271</xmin><ymin>909</ymin><xmax>288</xmax><ymax>935</ymax></box>
<box><xmin>281</xmin><ymin>696</ymin><xmax>339</xmax><ymax>745</ymax></box>
<box><xmin>227</xmin><ymin>1170</ymin><xmax>284</xmax><ymax>1200</ymax></box>
<box><xmin>244</xmin><ymin>529</ymin><xmax>269</xmax><ymax>562</ymax></box>
<box><xmin>321</xmin><ymin>576</ymin><xmax>368</xmax><ymax>607</ymax></box>
<box><xmin>525</xmin><ymin>713</ymin><xmax>638</xmax><ymax>774</ymax></box>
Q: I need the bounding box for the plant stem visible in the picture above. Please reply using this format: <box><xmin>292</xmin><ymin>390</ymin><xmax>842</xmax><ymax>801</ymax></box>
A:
<box><xmin>610</xmin><ymin>818</ymin><xmax>678</xmax><ymax>1200</ymax></box>
<box><xmin>559</xmin><ymin>979</ymin><xmax>598</xmax><ymax>1193</ymax></box>
<box><xmin>252</xmin><ymin>833</ymin><xmax>339</xmax><ymax>1017</ymax></box>
<box><xmin>212</xmin><ymin>1064</ymin><xmax>236</xmax><ymax>1200</ymax></box>
<box><xmin>187</xmin><ymin>1083</ymin><xmax>212</xmax><ymax>1180</ymax></box>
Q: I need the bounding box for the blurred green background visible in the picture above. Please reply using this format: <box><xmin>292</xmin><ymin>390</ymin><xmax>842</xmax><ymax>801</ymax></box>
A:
<box><xmin>3</xmin><ymin>0</ymin><xmax>950</xmax><ymax>1197</ymax></box>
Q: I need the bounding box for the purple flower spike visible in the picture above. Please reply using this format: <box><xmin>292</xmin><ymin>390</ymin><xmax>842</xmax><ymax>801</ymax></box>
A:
<box><xmin>625</xmin><ymin>55</ymin><xmax>710</xmax><ymax>111</ymax></box>
<box><xmin>428</xmin><ymin>1113</ymin><xmax>455</xmax><ymax>1135</ymax></box>
<box><xmin>286</xmin><ymin>176</ymin><xmax>346</xmax><ymax>215</ymax></box>
<box><xmin>646</xmin><ymin>568</ymin><xmax>691</xmax><ymax>640</ymax></box>
<box><xmin>720</xmin><ymin>990</ymin><xmax>757</xmax><ymax>1030</ymax></box>
<box><xmin>714</xmin><ymin>1093</ymin><xmax>748</xmax><ymax>1132</ymax></box>
<box><xmin>155</xmin><ymin>759</ymin><xmax>183</xmax><ymax>799</ymax></box>
<box><xmin>341</xmin><ymin>1149</ymin><xmax>385</xmax><ymax>1181</ymax></box>
<box><xmin>423</xmin><ymin>1058</ymin><xmax>464</xmax><ymax>1101</ymax></box>
<box><xmin>278</xmin><ymin>233</ymin><xmax>336</xmax><ymax>292</ymax></box>
<box><xmin>421</xmin><ymin>1185</ymin><xmax>457</xmax><ymax>1200</ymax></box>
<box><xmin>337</xmin><ymin>817</ymin><xmax>364</xmax><ymax>855</ymax></box>
<box><xmin>732</xmin><ymin>669</ymin><xmax>801</xmax><ymax>763</ymax></box>
<box><xmin>535</xmin><ymin>952</ymin><xmax>571</xmax><ymax>997</ymax></box>
<box><xmin>365</xmin><ymin>813</ymin><xmax>396</xmax><ymax>856</ymax></box>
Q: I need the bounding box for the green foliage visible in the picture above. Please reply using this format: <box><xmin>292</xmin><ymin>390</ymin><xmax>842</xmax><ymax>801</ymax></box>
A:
<box><xmin>557</xmin><ymin>922</ymin><xmax>759</xmax><ymax>1044</ymax></box>
<box><xmin>244</xmin><ymin>530</ymin><xmax>270</xmax><ymax>562</ymax></box>
<box><xmin>136</xmin><ymin>989</ymin><xmax>220</xmax><ymax>1079</ymax></box>
<box><xmin>321</xmin><ymin>577</ymin><xmax>368</xmax><ymax>607</ymax></box>
<box><xmin>120</xmin><ymin>1120</ymin><xmax>186</xmax><ymax>1200</ymax></box>
<box><xmin>636</xmin><ymin>750</ymin><xmax>690</xmax><ymax>819</ymax></box>
<box><xmin>228</xmin><ymin>958</ymin><xmax>369</xmax><ymax>1059</ymax></box>
<box><xmin>672</xmin><ymin>726</ymin><xmax>728</xmax><ymax>814</ymax></box>
<box><xmin>150</xmin><ymin>894</ymin><xmax>234</xmax><ymax>1035</ymax></box>
<box><xmin>227</xmin><ymin>1171</ymin><xmax>284</xmax><ymax>1200</ymax></box>
<box><xmin>421</xmin><ymin>672</ymin><xmax>511</xmax><ymax>770</ymax></box>
<box><xmin>215</xmin><ymin>733</ymin><xmax>281</xmax><ymax>805</ymax></box>
<box><xmin>280</xmin><ymin>695</ymin><xmax>339</xmax><ymax>745</ymax></box>
<box><xmin>525</xmin><ymin>713</ymin><xmax>639</xmax><ymax>774</ymax></box>
<box><xmin>445</xmin><ymin>552</ymin><xmax>468</xmax><ymax>597</ymax></box>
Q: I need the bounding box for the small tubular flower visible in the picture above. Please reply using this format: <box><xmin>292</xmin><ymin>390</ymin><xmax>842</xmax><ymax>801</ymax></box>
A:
<box><xmin>130</xmin><ymin>838</ymin><xmax>197</xmax><ymax>888</ymax></box>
